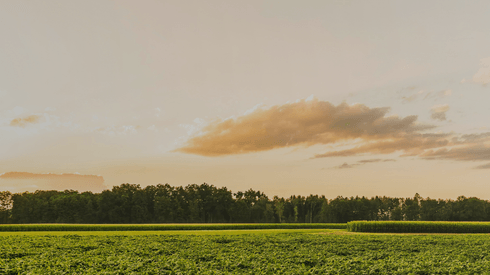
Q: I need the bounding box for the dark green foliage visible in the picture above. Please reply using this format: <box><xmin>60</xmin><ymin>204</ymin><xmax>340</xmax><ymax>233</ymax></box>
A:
<box><xmin>3</xmin><ymin>184</ymin><xmax>490</xmax><ymax>224</ymax></box>
<box><xmin>0</xmin><ymin>191</ymin><xmax>11</xmax><ymax>224</ymax></box>
<box><xmin>2</xmin><ymin>233</ymin><xmax>490</xmax><ymax>273</ymax></box>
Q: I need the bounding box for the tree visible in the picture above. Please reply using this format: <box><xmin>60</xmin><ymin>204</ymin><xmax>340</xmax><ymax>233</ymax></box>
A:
<box><xmin>273</xmin><ymin>196</ymin><xmax>285</xmax><ymax>223</ymax></box>
<box><xmin>403</xmin><ymin>193</ymin><xmax>421</xmax><ymax>221</ymax></box>
<box><xmin>420</xmin><ymin>197</ymin><xmax>439</xmax><ymax>221</ymax></box>
<box><xmin>0</xmin><ymin>191</ymin><xmax>12</xmax><ymax>224</ymax></box>
<box><xmin>154</xmin><ymin>184</ymin><xmax>175</xmax><ymax>223</ymax></box>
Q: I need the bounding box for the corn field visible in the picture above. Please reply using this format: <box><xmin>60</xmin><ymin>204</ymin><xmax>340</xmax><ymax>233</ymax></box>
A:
<box><xmin>347</xmin><ymin>221</ymin><xmax>490</xmax><ymax>233</ymax></box>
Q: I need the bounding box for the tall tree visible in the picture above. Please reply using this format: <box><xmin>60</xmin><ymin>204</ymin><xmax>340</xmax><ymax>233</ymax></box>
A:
<box><xmin>0</xmin><ymin>191</ymin><xmax>12</xmax><ymax>224</ymax></box>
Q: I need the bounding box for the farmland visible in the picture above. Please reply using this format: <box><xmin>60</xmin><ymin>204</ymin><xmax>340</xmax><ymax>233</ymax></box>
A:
<box><xmin>347</xmin><ymin>221</ymin><xmax>490</xmax><ymax>233</ymax></box>
<box><xmin>2</xmin><ymin>229</ymin><xmax>490</xmax><ymax>274</ymax></box>
<box><xmin>0</xmin><ymin>223</ymin><xmax>345</xmax><ymax>232</ymax></box>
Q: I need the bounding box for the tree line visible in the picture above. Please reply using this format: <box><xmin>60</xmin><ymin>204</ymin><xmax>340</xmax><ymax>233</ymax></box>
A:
<box><xmin>0</xmin><ymin>183</ymin><xmax>489</xmax><ymax>224</ymax></box>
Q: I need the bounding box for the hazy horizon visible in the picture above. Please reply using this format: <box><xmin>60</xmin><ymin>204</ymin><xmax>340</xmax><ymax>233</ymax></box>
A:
<box><xmin>1</xmin><ymin>1</ymin><xmax>489</xmax><ymax>199</ymax></box>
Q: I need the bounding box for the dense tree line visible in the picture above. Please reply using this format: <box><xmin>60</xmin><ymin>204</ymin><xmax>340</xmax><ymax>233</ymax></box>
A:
<box><xmin>1</xmin><ymin>184</ymin><xmax>490</xmax><ymax>224</ymax></box>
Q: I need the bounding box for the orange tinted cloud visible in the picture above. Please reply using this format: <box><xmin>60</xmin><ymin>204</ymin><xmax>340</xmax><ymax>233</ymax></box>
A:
<box><xmin>430</xmin><ymin>104</ymin><xmax>450</xmax><ymax>121</ymax></box>
<box><xmin>334</xmin><ymin>163</ymin><xmax>357</xmax><ymax>169</ymax></box>
<box><xmin>9</xmin><ymin>115</ymin><xmax>41</xmax><ymax>127</ymax></box>
<box><xmin>176</xmin><ymin>99</ymin><xmax>435</xmax><ymax>156</ymax></box>
<box><xmin>420</xmin><ymin>145</ymin><xmax>490</xmax><ymax>162</ymax></box>
<box><xmin>331</xmin><ymin>158</ymin><xmax>396</xmax><ymax>169</ymax></box>
<box><xmin>322</xmin><ymin>131</ymin><xmax>490</xmax><ymax>167</ymax></box>
<box><xmin>475</xmin><ymin>162</ymin><xmax>490</xmax><ymax>169</ymax></box>
<box><xmin>417</xmin><ymin>133</ymin><xmax>490</xmax><ymax>166</ymax></box>
<box><xmin>0</xmin><ymin>172</ymin><xmax>106</xmax><ymax>193</ymax></box>
<box><xmin>358</xmin><ymin>158</ymin><xmax>396</xmax><ymax>163</ymax></box>
<box><xmin>314</xmin><ymin>133</ymin><xmax>451</xmax><ymax>158</ymax></box>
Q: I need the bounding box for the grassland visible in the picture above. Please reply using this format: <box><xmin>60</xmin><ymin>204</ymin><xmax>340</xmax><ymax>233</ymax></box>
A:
<box><xmin>2</xmin><ymin>229</ymin><xmax>490</xmax><ymax>274</ymax></box>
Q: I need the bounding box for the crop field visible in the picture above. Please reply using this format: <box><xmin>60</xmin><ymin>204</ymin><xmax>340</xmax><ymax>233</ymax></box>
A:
<box><xmin>348</xmin><ymin>221</ymin><xmax>490</xmax><ymax>233</ymax></box>
<box><xmin>2</xmin><ymin>229</ymin><xmax>490</xmax><ymax>274</ymax></box>
<box><xmin>0</xmin><ymin>223</ymin><xmax>346</xmax><ymax>232</ymax></box>
<box><xmin>0</xmin><ymin>228</ymin><xmax>329</xmax><ymax>236</ymax></box>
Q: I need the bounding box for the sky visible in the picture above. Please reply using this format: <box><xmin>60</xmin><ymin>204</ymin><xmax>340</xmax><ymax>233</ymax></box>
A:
<box><xmin>1</xmin><ymin>0</ymin><xmax>490</xmax><ymax>199</ymax></box>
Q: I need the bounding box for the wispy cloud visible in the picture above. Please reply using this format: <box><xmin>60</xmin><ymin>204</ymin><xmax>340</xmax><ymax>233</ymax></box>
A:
<box><xmin>94</xmin><ymin>125</ymin><xmax>141</xmax><ymax>136</ymax></box>
<box><xmin>430</xmin><ymin>104</ymin><xmax>450</xmax><ymax>121</ymax></box>
<box><xmin>472</xmin><ymin>57</ymin><xmax>490</xmax><ymax>85</ymax></box>
<box><xmin>358</xmin><ymin>158</ymin><xmax>396</xmax><ymax>163</ymax></box>
<box><xmin>474</xmin><ymin>162</ymin><xmax>490</xmax><ymax>169</ymax></box>
<box><xmin>0</xmin><ymin>172</ymin><xmax>106</xmax><ymax>192</ymax></box>
<box><xmin>401</xmin><ymin>90</ymin><xmax>425</xmax><ymax>103</ymax></box>
<box><xmin>334</xmin><ymin>163</ymin><xmax>357</xmax><ymax>169</ymax></box>
<box><xmin>314</xmin><ymin>133</ymin><xmax>451</xmax><ymax>158</ymax></box>
<box><xmin>401</xmin><ymin>94</ymin><xmax>418</xmax><ymax>103</ymax></box>
<box><xmin>407</xmin><ymin>133</ymin><xmax>490</xmax><ymax>164</ymax></box>
<box><xmin>175</xmin><ymin>99</ymin><xmax>434</xmax><ymax>156</ymax></box>
<box><xmin>9</xmin><ymin>115</ymin><xmax>41</xmax><ymax>127</ymax></box>
<box><xmin>420</xmin><ymin>145</ymin><xmax>490</xmax><ymax>162</ymax></box>
<box><xmin>331</xmin><ymin>158</ymin><xmax>396</xmax><ymax>169</ymax></box>
<box><xmin>421</xmin><ymin>90</ymin><xmax>452</xmax><ymax>101</ymax></box>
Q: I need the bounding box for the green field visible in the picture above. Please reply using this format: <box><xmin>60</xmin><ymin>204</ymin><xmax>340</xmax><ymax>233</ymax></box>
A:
<box><xmin>0</xmin><ymin>228</ymin><xmax>329</xmax><ymax>236</ymax></box>
<box><xmin>0</xmin><ymin>223</ymin><xmax>346</xmax><ymax>231</ymax></box>
<box><xmin>2</xmin><ymin>229</ymin><xmax>490</xmax><ymax>274</ymax></box>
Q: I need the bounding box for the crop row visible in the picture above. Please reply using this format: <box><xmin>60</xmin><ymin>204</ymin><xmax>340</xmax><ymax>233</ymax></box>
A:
<box><xmin>347</xmin><ymin>221</ymin><xmax>490</xmax><ymax>233</ymax></box>
<box><xmin>0</xmin><ymin>223</ymin><xmax>346</xmax><ymax>232</ymax></box>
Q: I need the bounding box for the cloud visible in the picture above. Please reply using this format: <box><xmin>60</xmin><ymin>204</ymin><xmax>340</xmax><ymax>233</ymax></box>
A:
<box><xmin>420</xmin><ymin>145</ymin><xmax>490</xmax><ymax>162</ymax></box>
<box><xmin>401</xmin><ymin>90</ymin><xmax>425</xmax><ymax>103</ymax></box>
<box><xmin>475</xmin><ymin>162</ymin><xmax>490</xmax><ymax>169</ymax></box>
<box><xmin>179</xmin><ymin>118</ymin><xmax>207</xmax><ymax>136</ymax></box>
<box><xmin>0</xmin><ymin>172</ymin><xmax>106</xmax><ymax>193</ymax></box>
<box><xmin>122</xmin><ymin>125</ymin><xmax>138</xmax><ymax>134</ymax></box>
<box><xmin>439</xmin><ymin>90</ymin><xmax>452</xmax><ymax>97</ymax></box>
<box><xmin>155</xmin><ymin>108</ymin><xmax>162</xmax><ymax>118</ymax></box>
<box><xmin>430</xmin><ymin>104</ymin><xmax>450</xmax><ymax>121</ymax></box>
<box><xmin>334</xmin><ymin>163</ymin><xmax>357</xmax><ymax>169</ymax></box>
<box><xmin>244</xmin><ymin>103</ymin><xmax>265</xmax><ymax>115</ymax></box>
<box><xmin>94</xmin><ymin>125</ymin><xmax>140</xmax><ymax>135</ymax></box>
<box><xmin>331</xmin><ymin>158</ymin><xmax>396</xmax><ymax>169</ymax></box>
<box><xmin>313</xmin><ymin>133</ymin><xmax>451</xmax><ymax>158</ymax></box>
<box><xmin>414</xmin><ymin>132</ymin><xmax>490</xmax><ymax>163</ymax></box>
<box><xmin>9</xmin><ymin>115</ymin><xmax>41</xmax><ymax>127</ymax></box>
<box><xmin>175</xmin><ymin>99</ymin><xmax>435</xmax><ymax>156</ymax></box>
<box><xmin>452</xmin><ymin>132</ymin><xmax>490</xmax><ymax>144</ymax></box>
<box><xmin>176</xmin><ymin>97</ymin><xmax>490</xmax><ymax>167</ymax></box>
<box><xmin>358</xmin><ymin>158</ymin><xmax>396</xmax><ymax>163</ymax></box>
<box><xmin>421</xmin><ymin>90</ymin><xmax>451</xmax><ymax>101</ymax></box>
<box><xmin>402</xmin><ymin>94</ymin><xmax>418</xmax><ymax>103</ymax></box>
<box><xmin>472</xmin><ymin>57</ymin><xmax>490</xmax><ymax>85</ymax></box>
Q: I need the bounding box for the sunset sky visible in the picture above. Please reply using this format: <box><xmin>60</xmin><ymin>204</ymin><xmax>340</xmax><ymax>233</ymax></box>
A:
<box><xmin>1</xmin><ymin>1</ymin><xmax>490</xmax><ymax>199</ymax></box>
